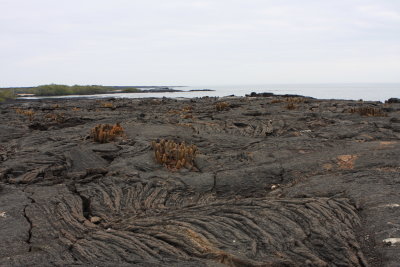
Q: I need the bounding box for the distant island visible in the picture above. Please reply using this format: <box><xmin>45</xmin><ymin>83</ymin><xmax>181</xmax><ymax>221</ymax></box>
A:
<box><xmin>0</xmin><ymin>84</ymin><xmax>185</xmax><ymax>99</ymax></box>
<box><xmin>0</xmin><ymin>84</ymin><xmax>217</xmax><ymax>101</ymax></box>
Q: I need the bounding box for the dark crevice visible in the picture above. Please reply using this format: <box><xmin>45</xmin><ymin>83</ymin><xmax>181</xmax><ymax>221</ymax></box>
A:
<box><xmin>81</xmin><ymin>196</ymin><xmax>91</xmax><ymax>219</ymax></box>
<box><xmin>21</xmin><ymin>186</ymin><xmax>36</xmax><ymax>252</ymax></box>
<box><xmin>69</xmin><ymin>183</ymin><xmax>91</xmax><ymax>219</ymax></box>
<box><xmin>23</xmin><ymin>195</ymin><xmax>35</xmax><ymax>252</ymax></box>
<box><xmin>212</xmin><ymin>173</ymin><xmax>217</xmax><ymax>192</ymax></box>
<box><xmin>278</xmin><ymin>163</ymin><xmax>285</xmax><ymax>183</ymax></box>
<box><xmin>101</xmin><ymin>154</ymin><xmax>116</xmax><ymax>163</ymax></box>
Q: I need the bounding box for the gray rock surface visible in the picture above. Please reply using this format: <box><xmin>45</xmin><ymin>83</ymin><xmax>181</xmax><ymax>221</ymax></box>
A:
<box><xmin>0</xmin><ymin>96</ymin><xmax>399</xmax><ymax>266</ymax></box>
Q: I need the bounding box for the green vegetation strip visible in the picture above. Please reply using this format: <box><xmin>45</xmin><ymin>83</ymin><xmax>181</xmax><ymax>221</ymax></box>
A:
<box><xmin>1</xmin><ymin>84</ymin><xmax>140</xmax><ymax>97</ymax></box>
<box><xmin>0</xmin><ymin>89</ymin><xmax>15</xmax><ymax>102</ymax></box>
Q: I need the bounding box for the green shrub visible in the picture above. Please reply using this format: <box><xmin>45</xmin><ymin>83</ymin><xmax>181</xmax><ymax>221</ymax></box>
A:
<box><xmin>31</xmin><ymin>84</ymin><xmax>113</xmax><ymax>96</ymax></box>
<box><xmin>4</xmin><ymin>84</ymin><xmax>142</xmax><ymax>97</ymax></box>
<box><xmin>0</xmin><ymin>90</ymin><xmax>15</xmax><ymax>102</ymax></box>
<box><xmin>122</xmin><ymin>87</ymin><xmax>140</xmax><ymax>93</ymax></box>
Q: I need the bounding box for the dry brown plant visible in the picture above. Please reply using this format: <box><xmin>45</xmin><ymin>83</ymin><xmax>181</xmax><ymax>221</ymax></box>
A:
<box><xmin>101</xmin><ymin>102</ymin><xmax>114</xmax><ymax>108</ymax></box>
<box><xmin>348</xmin><ymin>107</ymin><xmax>387</xmax><ymax>117</ymax></box>
<box><xmin>286</xmin><ymin>97</ymin><xmax>305</xmax><ymax>103</ymax></box>
<box><xmin>15</xmin><ymin>108</ymin><xmax>35</xmax><ymax>121</ymax></box>
<box><xmin>285</xmin><ymin>102</ymin><xmax>297</xmax><ymax>110</ymax></box>
<box><xmin>215</xmin><ymin>102</ymin><xmax>230</xmax><ymax>111</ymax></box>
<box><xmin>90</xmin><ymin>123</ymin><xmax>125</xmax><ymax>143</ymax></box>
<box><xmin>168</xmin><ymin>105</ymin><xmax>194</xmax><ymax>118</ymax></box>
<box><xmin>151</xmin><ymin>139</ymin><xmax>197</xmax><ymax>171</ymax></box>
<box><xmin>271</xmin><ymin>99</ymin><xmax>284</xmax><ymax>104</ymax></box>
<box><xmin>45</xmin><ymin>113</ymin><xmax>66</xmax><ymax>123</ymax></box>
<box><xmin>181</xmin><ymin>105</ymin><xmax>193</xmax><ymax>113</ymax></box>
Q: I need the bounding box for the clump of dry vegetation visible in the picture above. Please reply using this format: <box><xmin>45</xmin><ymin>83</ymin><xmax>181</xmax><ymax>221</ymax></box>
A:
<box><xmin>285</xmin><ymin>102</ymin><xmax>297</xmax><ymax>110</ymax></box>
<box><xmin>168</xmin><ymin>105</ymin><xmax>194</xmax><ymax>119</ymax></box>
<box><xmin>272</xmin><ymin>97</ymin><xmax>304</xmax><ymax>105</ymax></box>
<box><xmin>101</xmin><ymin>102</ymin><xmax>114</xmax><ymax>108</ymax></box>
<box><xmin>215</xmin><ymin>102</ymin><xmax>230</xmax><ymax>111</ymax></box>
<box><xmin>180</xmin><ymin>105</ymin><xmax>193</xmax><ymax>119</ymax></box>
<box><xmin>348</xmin><ymin>107</ymin><xmax>387</xmax><ymax>117</ymax></box>
<box><xmin>286</xmin><ymin>97</ymin><xmax>305</xmax><ymax>103</ymax></box>
<box><xmin>90</xmin><ymin>123</ymin><xmax>125</xmax><ymax>143</ymax></box>
<box><xmin>169</xmin><ymin>105</ymin><xmax>193</xmax><ymax>114</ymax></box>
<box><xmin>15</xmin><ymin>108</ymin><xmax>35</xmax><ymax>121</ymax></box>
<box><xmin>181</xmin><ymin>105</ymin><xmax>193</xmax><ymax>113</ymax></box>
<box><xmin>151</xmin><ymin>139</ymin><xmax>197</xmax><ymax>171</ymax></box>
<box><xmin>271</xmin><ymin>99</ymin><xmax>284</xmax><ymax>104</ymax></box>
<box><xmin>181</xmin><ymin>114</ymin><xmax>193</xmax><ymax>119</ymax></box>
<box><xmin>45</xmin><ymin>113</ymin><xmax>66</xmax><ymax>123</ymax></box>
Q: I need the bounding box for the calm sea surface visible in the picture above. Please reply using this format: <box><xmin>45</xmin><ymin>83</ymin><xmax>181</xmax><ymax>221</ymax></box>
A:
<box><xmin>20</xmin><ymin>83</ymin><xmax>399</xmax><ymax>102</ymax></box>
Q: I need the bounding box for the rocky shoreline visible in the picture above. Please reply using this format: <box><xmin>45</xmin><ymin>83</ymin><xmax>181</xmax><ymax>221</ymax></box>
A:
<box><xmin>0</xmin><ymin>95</ymin><xmax>399</xmax><ymax>266</ymax></box>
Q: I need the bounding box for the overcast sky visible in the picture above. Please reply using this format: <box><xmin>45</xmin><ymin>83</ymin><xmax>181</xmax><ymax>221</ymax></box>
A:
<box><xmin>1</xmin><ymin>0</ymin><xmax>400</xmax><ymax>87</ymax></box>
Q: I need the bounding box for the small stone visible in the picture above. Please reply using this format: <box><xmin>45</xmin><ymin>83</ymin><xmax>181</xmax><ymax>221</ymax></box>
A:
<box><xmin>90</xmin><ymin>216</ymin><xmax>102</xmax><ymax>224</ymax></box>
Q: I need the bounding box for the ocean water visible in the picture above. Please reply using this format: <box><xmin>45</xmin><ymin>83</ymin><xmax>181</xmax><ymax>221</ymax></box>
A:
<box><xmin>20</xmin><ymin>83</ymin><xmax>399</xmax><ymax>102</ymax></box>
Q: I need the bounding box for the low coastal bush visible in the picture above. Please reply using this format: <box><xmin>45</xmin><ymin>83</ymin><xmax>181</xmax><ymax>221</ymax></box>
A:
<box><xmin>31</xmin><ymin>84</ymin><xmax>114</xmax><ymax>96</ymax></box>
<box><xmin>151</xmin><ymin>139</ymin><xmax>197</xmax><ymax>171</ymax></box>
<box><xmin>31</xmin><ymin>84</ymin><xmax>141</xmax><ymax>96</ymax></box>
<box><xmin>90</xmin><ymin>123</ymin><xmax>125</xmax><ymax>143</ymax></box>
<box><xmin>121</xmin><ymin>87</ymin><xmax>140</xmax><ymax>93</ymax></box>
<box><xmin>349</xmin><ymin>107</ymin><xmax>387</xmax><ymax>117</ymax></box>
<box><xmin>3</xmin><ymin>85</ymin><xmax>141</xmax><ymax>97</ymax></box>
<box><xmin>0</xmin><ymin>90</ymin><xmax>15</xmax><ymax>102</ymax></box>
